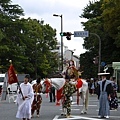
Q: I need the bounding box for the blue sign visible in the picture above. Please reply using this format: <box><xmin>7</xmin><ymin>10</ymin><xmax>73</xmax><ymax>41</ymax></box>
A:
<box><xmin>101</xmin><ymin>62</ymin><xmax>106</xmax><ymax>66</ymax></box>
<box><xmin>74</xmin><ymin>31</ymin><xmax>89</xmax><ymax>37</ymax></box>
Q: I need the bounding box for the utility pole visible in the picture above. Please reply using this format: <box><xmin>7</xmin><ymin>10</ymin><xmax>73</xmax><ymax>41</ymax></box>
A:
<box><xmin>53</xmin><ymin>14</ymin><xmax>63</xmax><ymax>71</ymax></box>
<box><xmin>90</xmin><ymin>33</ymin><xmax>101</xmax><ymax>74</ymax></box>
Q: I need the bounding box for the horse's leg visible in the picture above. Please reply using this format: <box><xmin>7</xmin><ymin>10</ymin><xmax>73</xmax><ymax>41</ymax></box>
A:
<box><xmin>61</xmin><ymin>107</ymin><xmax>66</xmax><ymax>116</ymax></box>
<box><xmin>84</xmin><ymin>89</ymin><xmax>89</xmax><ymax>113</ymax></box>
<box><xmin>80</xmin><ymin>91</ymin><xmax>86</xmax><ymax>114</ymax></box>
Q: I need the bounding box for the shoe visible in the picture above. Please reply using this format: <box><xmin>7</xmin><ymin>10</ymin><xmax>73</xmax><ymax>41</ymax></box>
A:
<box><xmin>37</xmin><ymin>114</ymin><xmax>40</xmax><ymax>117</ymax></box>
<box><xmin>61</xmin><ymin>112</ymin><xmax>66</xmax><ymax>116</ymax></box>
<box><xmin>66</xmin><ymin>115</ymin><xmax>71</xmax><ymax>118</ymax></box>
<box><xmin>98</xmin><ymin>116</ymin><xmax>101</xmax><ymax>118</ymax></box>
<box><xmin>106</xmin><ymin>116</ymin><xmax>109</xmax><ymax>119</ymax></box>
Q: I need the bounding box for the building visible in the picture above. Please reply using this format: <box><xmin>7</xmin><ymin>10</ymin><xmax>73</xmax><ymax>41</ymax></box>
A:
<box><xmin>51</xmin><ymin>42</ymin><xmax>80</xmax><ymax>71</ymax></box>
<box><xmin>64</xmin><ymin>49</ymin><xmax>80</xmax><ymax>69</ymax></box>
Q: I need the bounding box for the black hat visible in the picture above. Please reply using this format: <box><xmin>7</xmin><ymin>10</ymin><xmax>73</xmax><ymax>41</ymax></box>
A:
<box><xmin>36</xmin><ymin>77</ymin><xmax>41</xmax><ymax>83</ymax></box>
<box><xmin>25</xmin><ymin>74</ymin><xmax>30</xmax><ymax>79</ymax></box>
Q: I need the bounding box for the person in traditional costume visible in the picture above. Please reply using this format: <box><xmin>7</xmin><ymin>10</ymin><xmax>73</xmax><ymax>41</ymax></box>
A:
<box><xmin>97</xmin><ymin>73</ymin><xmax>113</xmax><ymax>119</ymax></box>
<box><xmin>109</xmin><ymin>76</ymin><xmax>118</xmax><ymax>110</ymax></box>
<box><xmin>31</xmin><ymin>77</ymin><xmax>42</xmax><ymax>117</ymax></box>
<box><xmin>16</xmin><ymin>75</ymin><xmax>34</xmax><ymax>120</ymax></box>
<box><xmin>62</xmin><ymin>76</ymin><xmax>76</xmax><ymax>118</ymax></box>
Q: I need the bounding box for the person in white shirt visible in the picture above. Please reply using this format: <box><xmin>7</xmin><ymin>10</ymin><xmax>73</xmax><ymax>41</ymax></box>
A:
<box><xmin>16</xmin><ymin>75</ymin><xmax>34</xmax><ymax>120</ymax></box>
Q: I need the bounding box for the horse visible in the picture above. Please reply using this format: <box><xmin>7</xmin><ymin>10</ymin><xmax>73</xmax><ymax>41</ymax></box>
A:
<box><xmin>41</xmin><ymin>77</ymin><xmax>89</xmax><ymax>115</ymax></box>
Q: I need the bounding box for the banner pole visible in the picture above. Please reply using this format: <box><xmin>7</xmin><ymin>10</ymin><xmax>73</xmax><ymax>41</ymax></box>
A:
<box><xmin>17</xmin><ymin>82</ymin><xmax>24</xmax><ymax>100</ymax></box>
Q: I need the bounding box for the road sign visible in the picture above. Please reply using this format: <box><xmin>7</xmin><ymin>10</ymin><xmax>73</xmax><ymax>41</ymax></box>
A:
<box><xmin>101</xmin><ymin>62</ymin><xmax>106</xmax><ymax>67</ymax></box>
<box><xmin>74</xmin><ymin>31</ymin><xmax>89</xmax><ymax>37</ymax></box>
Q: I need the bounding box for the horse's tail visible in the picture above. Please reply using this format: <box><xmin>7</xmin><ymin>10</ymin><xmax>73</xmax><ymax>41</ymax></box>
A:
<box><xmin>85</xmin><ymin>88</ymin><xmax>89</xmax><ymax>110</ymax></box>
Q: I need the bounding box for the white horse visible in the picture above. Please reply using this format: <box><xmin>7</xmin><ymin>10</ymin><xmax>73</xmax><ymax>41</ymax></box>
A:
<box><xmin>41</xmin><ymin>77</ymin><xmax>89</xmax><ymax>115</ymax></box>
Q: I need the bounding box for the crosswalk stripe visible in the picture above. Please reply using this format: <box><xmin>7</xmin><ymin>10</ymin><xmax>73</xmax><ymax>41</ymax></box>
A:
<box><xmin>53</xmin><ymin>115</ymin><xmax>105</xmax><ymax>120</ymax></box>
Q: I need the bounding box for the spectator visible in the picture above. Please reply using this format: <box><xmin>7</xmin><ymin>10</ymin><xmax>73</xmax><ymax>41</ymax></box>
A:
<box><xmin>89</xmin><ymin>78</ymin><xmax>95</xmax><ymax>95</ymax></box>
<box><xmin>109</xmin><ymin>76</ymin><xmax>118</xmax><ymax>110</ymax></box>
<box><xmin>49</xmin><ymin>85</ymin><xmax>56</xmax><ymax>102</ymax></box>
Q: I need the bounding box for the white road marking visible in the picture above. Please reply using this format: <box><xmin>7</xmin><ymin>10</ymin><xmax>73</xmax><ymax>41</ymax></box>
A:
<box><xmin>60</xmin><ymin>108</ymin><xmax>80</xmax><ymax>111</ymax></box>
<box><xmin>53</xmin><ymin>115</ymin><xmax>105</xmax><ymax>120</ymax></box>
<box><xmin>96</xmin><ymin>109</ymin><xmax>118</xmax><ymax>112</ymax></box>
<box><xmin>71</xmin><ymin>104</ymin><xmax>97</xmax><ymax>107</ymax></box>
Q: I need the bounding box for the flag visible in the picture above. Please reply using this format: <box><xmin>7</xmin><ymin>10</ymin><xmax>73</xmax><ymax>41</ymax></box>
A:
<box><xmin>8</xmin><ymin>64</ymin><xmax>18</xmax><ymax>84</ymax></box>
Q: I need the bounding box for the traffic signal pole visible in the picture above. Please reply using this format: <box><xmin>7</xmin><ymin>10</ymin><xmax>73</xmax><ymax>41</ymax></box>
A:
<box><xmin>61</xmin><ymin>15</ymin><xmax>63</xmax><ymax>71</ymax></box>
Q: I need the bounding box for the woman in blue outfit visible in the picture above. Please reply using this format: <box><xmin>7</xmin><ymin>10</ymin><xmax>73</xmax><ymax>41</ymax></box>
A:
<box><xmin>97</xmin><ymin>73</ymin><xmax>113</xmax><ymax>119</ymax></box>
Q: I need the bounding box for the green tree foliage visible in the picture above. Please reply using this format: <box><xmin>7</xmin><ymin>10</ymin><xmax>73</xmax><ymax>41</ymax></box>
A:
<box><xmin>102</xmin><ymin>0</ymin><xmax>120</xmax><ymax>47</ymax></box>
<box><xmin>80</xmin><ymin>51</ymin><xmax>98</xmax><ymax>78</ymax></box>
<box><xmin>0</xmin><ymin>0</ymin><xmax>58</xmax><ymax>78</ymax></box>
<box><xmin>80</xmin><ymin>0</ymin><xmax>120</xmax><ymax>78</ymax></box>
<box><xmin>0</xmin><ymin>0</ymin><xmax>24</xmax><ymax>71</ymax></box>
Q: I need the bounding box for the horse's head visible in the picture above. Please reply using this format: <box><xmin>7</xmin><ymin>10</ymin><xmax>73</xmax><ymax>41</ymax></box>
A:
<box><xmin>41</xmin><ymin>78</ymin><xmax>51</xmax><ymax>93</ymax></box>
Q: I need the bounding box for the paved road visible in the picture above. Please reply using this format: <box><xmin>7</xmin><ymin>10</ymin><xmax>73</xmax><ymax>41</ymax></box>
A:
<box><xmin>0</xmin><ymin>93</ymin><xmax>120</xmax><ymax>120</ymax></box>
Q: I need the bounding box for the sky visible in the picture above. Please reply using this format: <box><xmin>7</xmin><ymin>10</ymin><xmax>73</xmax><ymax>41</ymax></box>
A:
<box><xmin>11</xmin><ymin>0</ymin><xmax>98</xmax><ymax>56</ymax></box>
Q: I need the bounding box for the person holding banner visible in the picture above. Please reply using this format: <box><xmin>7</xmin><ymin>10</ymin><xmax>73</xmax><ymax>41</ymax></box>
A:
<box><xmin>16</xmin><ymin>75</ymin><xmax>34</xmax><ymax>120</ymax></box>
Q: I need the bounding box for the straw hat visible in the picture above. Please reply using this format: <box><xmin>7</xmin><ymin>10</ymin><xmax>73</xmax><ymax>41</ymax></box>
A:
<box><xmin>98</xmin><ymin>72</ymin><xmax>110</xmax><ymax>76</ymax></box>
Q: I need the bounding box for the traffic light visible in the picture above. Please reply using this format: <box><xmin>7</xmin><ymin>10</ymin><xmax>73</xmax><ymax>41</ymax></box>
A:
<box><xmin>66</xmin><ymin>32</ymin><xmax>72</xmax><ymax>40</ymax></box>
<box><xmin>60</xmin><ymin>32</ymin><xmax>72</xmax><ymax>40</ymax></box>
<box><xmin>60</xmin><ymin>32</ymin><xmax>67</xmax><ymax>36</ymax></box>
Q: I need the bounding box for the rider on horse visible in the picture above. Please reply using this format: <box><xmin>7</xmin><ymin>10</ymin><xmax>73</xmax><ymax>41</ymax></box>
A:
<box><xmin>60</xmin><ymin>60</ymin><xmax>83</xmax><ymax>117</ymax></box>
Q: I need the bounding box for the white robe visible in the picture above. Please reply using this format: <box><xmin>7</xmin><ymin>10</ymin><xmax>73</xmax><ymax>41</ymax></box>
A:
<box><xmin>16</xmin><ymin>82</ymin><xmax>34</xmax><ymax>119</ymax></box>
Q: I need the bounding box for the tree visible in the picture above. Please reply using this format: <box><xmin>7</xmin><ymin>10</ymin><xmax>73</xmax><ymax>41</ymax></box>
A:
<box><xmin>79</xmin><ymin>0</ymin><xmax>120</xmax><ymax>77</ymax></box>
<box><xmin>0</xmin><ymin>0</ymin><xmax>58</xmax><ymax>79</ymax></box>
<box><xmin>102</xmin><ymin>0</ymin><xmax>120</xmax><ymax>47</ymax></box>
<box><xmin>0</xmin><ymin>0</ymin><xmax>24</xmax><ymax>72</ymax></box>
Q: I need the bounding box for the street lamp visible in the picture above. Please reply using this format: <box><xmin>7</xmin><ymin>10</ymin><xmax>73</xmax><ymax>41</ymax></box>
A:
<box><xmin>70</xmin><ymin>49</ymin><xmax>76</xmax><ymax>60</ymax></box>
<box><xmin>53</xmin><ymin>14</ymin><xmax>63</xmax><ymax>71</ymax></box>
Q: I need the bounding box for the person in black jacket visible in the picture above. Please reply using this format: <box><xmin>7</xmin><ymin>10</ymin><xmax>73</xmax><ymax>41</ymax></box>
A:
<box><xmin>49</xmin><ymin>85</ymin><xmax>56</xmax><ymax>102</ymax></box>
<box><xmin>96</xmin><ymin>73</ymin><xmax>113</xmax><ymax>119</ymax></box>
